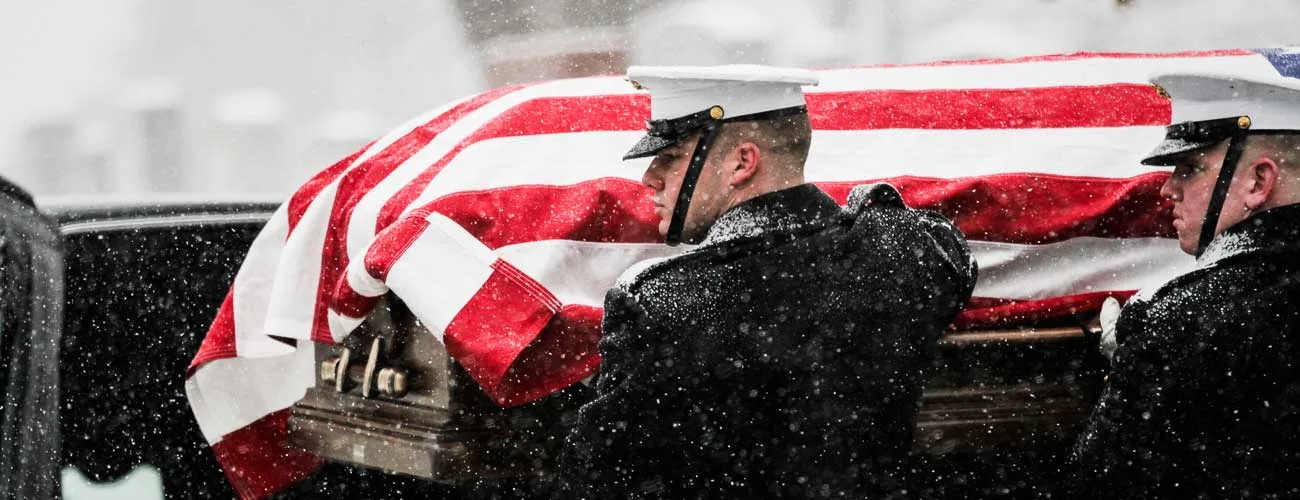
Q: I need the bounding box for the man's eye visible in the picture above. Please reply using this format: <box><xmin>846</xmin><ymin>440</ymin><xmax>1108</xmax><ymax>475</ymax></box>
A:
<box><xmin>1172</xmin><ymin>163</ymin><xmax>1201</xmax><ymax>179</ymax></box>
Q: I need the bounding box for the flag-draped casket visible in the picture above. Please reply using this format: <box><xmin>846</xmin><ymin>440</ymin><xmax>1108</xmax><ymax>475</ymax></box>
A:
<box><xmin>185</xmin><ymin>48</ymin><xmax>1298</xmax><ymax>499</ymax></box>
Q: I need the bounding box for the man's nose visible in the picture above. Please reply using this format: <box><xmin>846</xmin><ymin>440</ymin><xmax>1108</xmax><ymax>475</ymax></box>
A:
<box><xmin>1159</xmin><ymin>175</ymin><xmax>1181</xmax><ymax>201</ymax></box>
<box><xmin>642</xmin><ymin>163</ymin><xmax>663</xmax><ymax>190</ymax></box>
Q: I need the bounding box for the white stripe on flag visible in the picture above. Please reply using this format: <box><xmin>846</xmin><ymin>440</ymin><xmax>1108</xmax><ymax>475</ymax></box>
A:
<box><xmin>495</xmin><ymin>236</ymin><xmax>1190</xmax><ymax>307</ymax></box>
<box><xmin>384</xmin><ymin>213</ymin><xmax>499</xmax><ymax>342</ymax></box>
<box><xmin>327</xmin><ymin>310</ymin><xmax>366</xmax><ymax>341</ymax></box>
<box><xmin>805</xmin><ymin>127</ymin><xmax>1166</xmax><ymax>180</ymax></box>
<box><xmin>231</xmin><ymin>208</ymin><xmax>297</xmax><ymax>357</ymax></box>
<box><xmin>263</xmin><ymin>182</ymin><xmax>342</xmax><ymax>340</ymax></box>
<box><xmin>348</xmin><ymin>78</ymin><xmax>644</xmax><ymax>257</ymax></box>
<box><xmin>812</xmin><ymin>54</ymin><xmax>1275</xmax><ymax>91</ymax></box>
<box><xmin>338</xmin><ymin>95</ymin><xmax>483</xmax><ymax>261</ymax></box>
<box><xmin>345</xmin><ymin>260</ymin><xmax>389</xmax><ymax>298</ymax></box>
<box><xmin>497</xmin><ymin>240</ymin><xmax>682</xmax><ymax>306</ymax></box>
<box><xmin>416</xmin><ymin>126</ymin><xmax>1167</xmax><ymax>197</ymax></box>
<box><xmin>185</xmin><ymin>343</ymin><xmax>316</xmax><ymax>444</ymax></box>
<box><xmin>354</xmin><ymin>94</ymin><xmax>475</xmax><ymax>166</ymax></box>
<box><xmin>969</xmin><ymin>237</ymin><xmax>1192</xmax><ymax>299</ymax></box>
<box><xmin>259</xmin><ymin>128</ymin><xmax>407</xmax><ymax>343</ymax></box>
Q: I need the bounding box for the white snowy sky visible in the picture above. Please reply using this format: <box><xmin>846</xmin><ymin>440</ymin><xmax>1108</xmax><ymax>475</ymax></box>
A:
<box><xmin>1</xmin><ymin>0</ymin><xmax>1298</xmax><ymax>196</ymax></box>
<box><xmin>0</xmin><ymin>0</ymin><xmax>141</xmax><ymax>162</ymax></box>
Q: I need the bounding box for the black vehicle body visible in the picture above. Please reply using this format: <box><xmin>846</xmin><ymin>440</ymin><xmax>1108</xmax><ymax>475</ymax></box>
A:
<box><xmin>1</xmin><ymin>177</ymin><xmax>63</xmax><ymax>500</ymax></box>
<box><xmin>0</xmin><ymin>175</ymin><xmax>1107</xmax><ymax>499</ymax></box>
<box><xmin>0</xmin><ymin>177</ymin><xmax>268</xmax><ymax>499</ymax></box>
<box><xmin>0</xmin><ymin>178</ymin><xmax>472</xmax><ymax>499</ymax></box>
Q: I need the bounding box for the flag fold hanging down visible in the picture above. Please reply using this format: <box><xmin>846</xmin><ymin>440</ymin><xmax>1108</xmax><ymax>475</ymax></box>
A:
<box><xmin>185</xmin><ymin>48</ymin><xmax>1295</xmax><ymax>499</ymax></box>
<box><xmin>328</xmin><ymin>206</ymin><xmax>603</xmax><ymax>406</ymax></box>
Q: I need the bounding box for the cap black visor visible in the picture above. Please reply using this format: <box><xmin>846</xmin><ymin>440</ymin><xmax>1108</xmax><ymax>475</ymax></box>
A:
<box><xmin>623</xmin><ymin>134</ymin><xmax>678</xmax><ymax>160</ymax></box>
<box><xmin>1140</xmin><ymin>137</ymin><xmax>1221</xmax><ymax>166</ymax></box>
<box><xmin>1140</xmin><ymin>117</ymin><xmax>1248</xmax><ymax>166</ymax></box>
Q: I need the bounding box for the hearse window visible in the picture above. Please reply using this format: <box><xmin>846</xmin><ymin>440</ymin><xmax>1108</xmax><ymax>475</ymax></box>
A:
<box><xmin>58</xmin><ymin>220</ymin><xmax>261</xmax><ymax>499</ymax></box>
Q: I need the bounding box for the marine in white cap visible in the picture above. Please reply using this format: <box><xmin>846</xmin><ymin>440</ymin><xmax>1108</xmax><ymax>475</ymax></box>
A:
<box><xmin>552</xmin><ymin>65</ymin><xmax>976</xmax><ymax>499</ymax></box>
<box><xmin>1070</xmin><ymin>62</ymin><xmax>1300</xmax><ymax>499</ymax></box>
<box><xmin>622</xmin><ymin>64</ymin><xmax>822</xmax><ymax>245</ymax></box>
<box><xmin>1141</xmin><ymin>71</ymin><xmax>1300</xmax><ymax>256</ymax></box>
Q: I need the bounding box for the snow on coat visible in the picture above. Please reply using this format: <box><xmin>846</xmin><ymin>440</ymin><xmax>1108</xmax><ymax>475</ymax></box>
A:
<box><xmin>552</xmin><ymin>183</ymin><xmax>977</xmax><ymax>499</ymax></box>
<box><xmin>1069</xmin><ymin>202</ymin><xmax>1300</xmax><ymax>499</ymax></box>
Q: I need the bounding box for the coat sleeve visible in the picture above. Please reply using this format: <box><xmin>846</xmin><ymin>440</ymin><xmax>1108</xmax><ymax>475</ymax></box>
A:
<box><xmin>845</xmin><ymin>182</ymin><xmax>977</xmax><ymax>315</ymax></box>
<box><xmin>1066</xmin><ymin>293</ymin><xmax>1271</xmax><ymax>498</ymax></box>
<box><xmin>914</xmin><ymin>208</ymin><xmax>978</xmax><ymax>303</ymax></box>
<box><xmin>551</xmin><ymin>288</ymin><xmax>689</xmax><ymax>500</ymax></box>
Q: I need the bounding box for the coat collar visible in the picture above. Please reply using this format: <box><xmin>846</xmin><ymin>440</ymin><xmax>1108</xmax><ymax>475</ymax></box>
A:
<box><xmin>1195</xmin><ymin>202</ymin><xmax>1300</xmax><ymax>269</ymax></box>
<box><xmin>698</xmin><ymin>183</ymin><xmax>840</xmax><ymax>247</ymax></box>
<box><xmin>1125</xmin><ymin>202</ymin><xmax>1300</xmax><ymax>305</ymax></box>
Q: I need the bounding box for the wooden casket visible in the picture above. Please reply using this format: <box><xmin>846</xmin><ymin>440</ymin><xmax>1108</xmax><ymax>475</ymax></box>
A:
<box><xmin>287</xmin><ymin>296</ymin><xmax>1108</xmax><ymax>483</ymax></box>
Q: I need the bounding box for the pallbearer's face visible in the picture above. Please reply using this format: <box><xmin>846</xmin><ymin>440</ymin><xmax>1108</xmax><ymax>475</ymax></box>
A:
<box><xmin>1158</xmin><ymin>139</ymin><xmax>1254</xmax><ymax>255</ymax></box>
<box><xmin>641</xmin><ymin>133</ymin><xmax>729</xmax><ymax>244</ymax></box>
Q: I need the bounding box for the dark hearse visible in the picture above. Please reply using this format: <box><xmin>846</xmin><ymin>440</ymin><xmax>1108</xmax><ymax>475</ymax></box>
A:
<box><xmin>1</xmin><ymin>173</ymin><xmax>1108</xmax><ymax>500</ymax></box>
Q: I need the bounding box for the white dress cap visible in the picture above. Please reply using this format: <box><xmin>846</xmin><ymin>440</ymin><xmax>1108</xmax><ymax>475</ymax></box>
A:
<box><xmin>628</xmin><ymin>64</ymin><xmax>820</xmax><ymax>121</ymax></box>
<box><xmin>1155</xmin><ymin>72</ymin><xmax>1300</xmax><ymax>131</ymax></box>
<box><xmin>1143</xmin><ymin>70</ymin><xmax>1300</xmax><ymax>165</ymax></box>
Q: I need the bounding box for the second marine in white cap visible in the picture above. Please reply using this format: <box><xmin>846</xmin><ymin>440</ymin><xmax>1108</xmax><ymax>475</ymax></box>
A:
<box><xmin>1070</xmin><ymin>58</ymin><xmax>1300</xmax><ymax>499</ymax></box>
<box><xmin>1141</xmin><ymin>69</ymin><xmax>1300</xmax><ymax>256</ymax></box>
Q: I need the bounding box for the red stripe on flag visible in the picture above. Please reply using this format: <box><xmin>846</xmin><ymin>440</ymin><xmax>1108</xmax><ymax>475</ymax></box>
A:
<box><xmin>362</xmin><ymin>207</ymin><xmax>435</xmax><ymax>282</ymax></box>
<box><xmin>441</xmin><ymin>259</ymin><xmax>563</xmax><ymax>405</ymax></box>
<box><xmin>189</xmin><ymin>290</ymin><xmax>238</xmax><ymax>375</ymax></box>
<box><xmin>854</xmin><ymin>48</ymin><xmax>1254</xmax><ymax>69</ymax></box>
<box><xmin>819</xmin><ymin>173</ymin><xmax>1176</xmax><ymax>243</ymax></box>
<box><xmin>420</xmin><ymin>173</ymin><xmax>1172</xmax><ymax>249</ymax></box>
<box><xmin>489</xmin><ymin>304</ymin><xmax>603</xmax><ymax>407</ymax></box>
<box><xmin>309</xmin><ymin>85</ymin><xmax>528</xmax><ymax>343</ymax></box>
<box><xmin>329</xmin><ymin>280</ymin><xmax>381</xmax><ymax>321</ymax></box>
<box><xmin>956</xmin><ymin>291</ymin><xmax>1138</xmax><ymax>329</ymax></box>
<box><xmin>372</xmin><ymin>94</ymin><xmax>644</xmax><ymax>231</ymax></box>
<box><xmin>286</xmin><ymin>146</ymin><xmax>369</xmax><ymax>232</ymax></box>
<box><xmin>810</xmin><ymin>85</ymin><xmax>1168</xmax><ymax>130</ymax></box>
<box><xmin>210</xmin><ymin>409</ymin><xmax>322</xmax><ymax>500</ymax></box>
<box><xmin>375</xmin><ymin>82</ymin><xmax>1178</xmax><ymax>232</ymax></box>
<box><xmin>481</xmin><ymin>94</ymin><xmax>648</xmax><ymax>136</ymax></box>
<box><xmin>492</xmin><ymin>259</ymin><xmax>564</xmax><ymax>312</ymax></box>
<box><xmin>330</xmin><ymin>206</ymin><xmax>437</xmax><ymax>322</ymax></box>
<box><xmin>374</xmin><ymin>84</ymin><xmax>1170</xmax><ymax>150</ymax></box>
<box><xmin>432</xmin><ymin>177</ymin><xmax>660</xmax><ymax>247</ymax></box>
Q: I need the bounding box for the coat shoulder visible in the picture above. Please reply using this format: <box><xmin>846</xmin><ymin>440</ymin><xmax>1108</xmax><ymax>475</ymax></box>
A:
<box><xmin>1148</xmin><ymin>254</ymin><xmax>1297</xmax><ymax>312</ymax></box>
<box><xmin>1131</xmin><ymin>253</ymin><xmax>1300</xmax><ymax>354</ymax></box>
<box><xmin>619</xmin><ymin>182</ymin><xmax>978</xmax><ymax>307</ymax></box>
<box><xmin>614</xmin><ymin>248</ymin><xmax>712</xmax><ymax>300</ymax></box>
<box><xmin>842</xmin><ymin>183</ymin><xmax>977</xmax><ymax>286</ymax></box>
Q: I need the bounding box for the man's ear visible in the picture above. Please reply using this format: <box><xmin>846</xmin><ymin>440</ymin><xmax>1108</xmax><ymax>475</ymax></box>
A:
<box><xmin>728</xmin><ymin>142</ymin><xmax>761</xmax><ymax>187</ymax></box>
<box><xmin>1244</xmin><ymin>156</ymin><xmax>1281</xmax><ymax>211</ymax></box>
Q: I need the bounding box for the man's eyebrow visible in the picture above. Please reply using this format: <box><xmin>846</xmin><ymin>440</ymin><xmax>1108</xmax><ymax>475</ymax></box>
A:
<box><xmin>1172</xmin><ymin>159</ymin><xmax>1205</xmax><ymax>172</ymax></box>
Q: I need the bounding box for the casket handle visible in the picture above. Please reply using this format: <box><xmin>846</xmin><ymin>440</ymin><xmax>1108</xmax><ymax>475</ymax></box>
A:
<box><xmin>937</xmin><ymin>325</ymin><xmax>1092</xmax><ymax>347</ymax></box>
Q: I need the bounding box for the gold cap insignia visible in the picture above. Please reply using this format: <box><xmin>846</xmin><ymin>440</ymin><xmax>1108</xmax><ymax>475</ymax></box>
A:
<box><xmin>709</xmin><ymin>105</ymin><xmax>724</xmax><ymax>120</ymax></box>
<box><xmin>1238</xmin><ymin>115</ymin><xmax>1252</xmax><ymax>129</ymax></box>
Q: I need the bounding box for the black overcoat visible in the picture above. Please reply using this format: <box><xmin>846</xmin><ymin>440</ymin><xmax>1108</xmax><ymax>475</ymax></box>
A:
<box><xmin>552</xmin><ymin>183</ymin><xmax>977</xmax><ymax>499</ymax></box>
<box><xmin>1069</xmin><ymin>203</ymin><xmax>1300</xmax><ymax>499</ymax></box>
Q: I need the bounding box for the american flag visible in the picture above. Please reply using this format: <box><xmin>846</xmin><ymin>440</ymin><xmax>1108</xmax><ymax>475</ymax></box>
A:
<box><xmin>185</xmin><ymin>48</ymin><xmax>1293</xmax><ymax>499</ymax></box>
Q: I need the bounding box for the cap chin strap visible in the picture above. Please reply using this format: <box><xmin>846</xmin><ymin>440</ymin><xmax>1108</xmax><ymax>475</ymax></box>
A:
<box><xmin>1195</xmin><ymin>133</ymin><xmax>1248</xmax><ymax>257</ymax></box>
<box><xmin>659</xmin><ymin>105</ymin><xmax>807</xmax><ymax>246</ymax></box>
<box><xmin>665</xmin><ymin>120</ymin><xmax>721</xmax><ymax>246</ymax></box>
